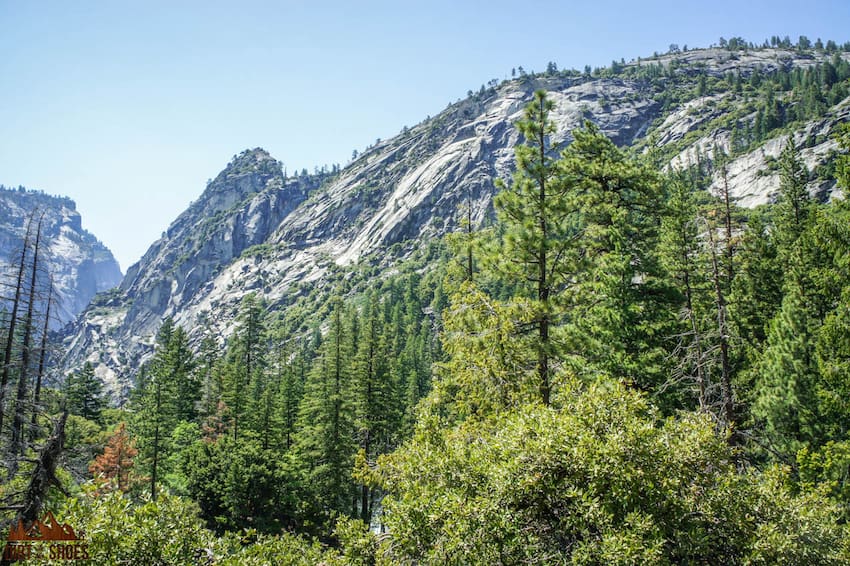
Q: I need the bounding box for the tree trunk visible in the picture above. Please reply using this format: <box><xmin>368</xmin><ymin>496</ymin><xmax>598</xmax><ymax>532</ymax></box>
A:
<box><xmin>30</xmin><ymin>284</ymin><xmax>52</xmax><ymax>441</ymax></box>
<box><xmin>682</xmin><ymin>264</ymin><xmax>708</xmax><ymax>411</ymax></box>
<box><xmin>720</xmin><ymin>161</ymin><xmax>735</xmax><ymax>287</ymax></box>
<box><xmin>19</xmin><ymin>411</ymin><xmax>68</xmax><ymax>524</ymax></box>
<box><xmin>0</xmin><ymin>214</ymin><xmax>35</xmax><ymax>436</ymax></box>
<box><xmin>537</xmin><ymin>101</ymin><xmax>551</xmax><ymax>407</ymax></box>
<box><xmin>707</xmin><ymin>223</ymin><xmax>735</xmax><ymax>441</ymax></box>
<box><xmin>151</xmin><ymin>379</ymin><xmax>161</xmax><ymax>502</ymax></box>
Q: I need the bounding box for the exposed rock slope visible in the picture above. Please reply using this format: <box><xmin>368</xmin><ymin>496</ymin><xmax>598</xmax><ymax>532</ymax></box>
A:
<box><xmin>0</xmin><ymin>187</ymin><xmax>122</xmax><ymax>327</ymax></box>
<box><xmin>63</xmin><ymin>47</ymin><xmax>850</xmax><ymax>400</ymax></box>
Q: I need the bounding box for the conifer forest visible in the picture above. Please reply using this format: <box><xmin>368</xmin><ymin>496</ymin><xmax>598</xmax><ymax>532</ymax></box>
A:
<box><xmin>3</xmin><ymin>37</ymin><xmax>850</xmax><ymax>564</ymax></box>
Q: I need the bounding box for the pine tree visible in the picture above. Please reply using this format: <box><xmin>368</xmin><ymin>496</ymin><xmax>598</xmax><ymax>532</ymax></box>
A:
<box><xmin>729</xmin><ymin>211</ymin><xmax>783</xmax><ymax>352</ymax></box>
<box><xmin>293</xmin><ymin>299</ymin><xmax>356</xmax><ymax>520</ymax></box>
<box><xmin>753</xmin><ymin>284</ymin><xmax>820</xmax><ymax>455</ymax></box>
<box><xmin>750</xmin><ymin>201</ymin><xmax>848</xmax><ymax>457</ymax></box>
<box><xmin>814</xmin><ymin>285</ymin><xmax>850</xmax><ymax>442</ymax></box>
<box><xmin>774</xmin><ymin>139</ymin><xmax>812</xmax><ymax>268</ymax></box>
<box><xmin>352</xmin><ymin>294</ymin><xmax>397</xmax><ymax>522</ymax></box>
<box><xmin>196</xmin><ymin>332</ymin><xmax>221</xmax><ymax>422</ymax></box>
<box><xmin>131</xmin><ymin>319</ymin><xmax>192</xmax><ymax>500</ymax></box>
<box><xmin>435</xmin><ymin>283</ymin><xmax>537</xmax><ymax>418</ymax></box>
<box><xmin>65</xmin><ymin>362</ymin><xmax>105</xmax><ymax>422</ymax></box>
<box><xmin>167</xmin><ymin>325</ymin><xmax>198</xmax><ymax>423</ymax></box>
<box><xmin>490</xmin><ymin>90</ymin><xmax>571</xmax><ymax>405</ymax></box>
<box><xmin>560</xmin><ymin>121</ymin><xmax>673</xmax><ymax>391</ymax></box>
<box><xmin>222</xmin><ymin>294</ymin><xmax>267</xmax><ymax>441</ymax></box>
<box><xmin>133</xmin><ymin>362</ymin><xmax>172</xmax><ymax>501</ymax></box>
<box><xmin>254</xmin><ymin>359</ymin><xmax>278</xmax><ymax>450</ymax></box>
<box><xmin>276</xmin><ymin>337</ymin><xmax>309</xmax><ymax>451</ymax></box>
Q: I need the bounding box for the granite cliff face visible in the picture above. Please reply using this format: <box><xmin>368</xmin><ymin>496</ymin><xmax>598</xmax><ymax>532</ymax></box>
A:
<box><xmin>116</xmin><ymin>149</ymin><xmax>313</xmax><ymax>341</ymax></box>
<box><xmin>0</xmin><ymin>187</ymin><xmax>123</xmax><ymax>328</ymax></box>
<box><xmin>63</xmin><ymin>47</ymin><xmax>850</xmax><ymax>400</ymax></box>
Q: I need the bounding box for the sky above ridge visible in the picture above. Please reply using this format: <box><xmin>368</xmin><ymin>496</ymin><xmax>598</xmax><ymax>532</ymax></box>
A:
<box><xmin>2</xmin><ymin>0</ymin><xmax>849</xmax><ymax>271</ymax></box>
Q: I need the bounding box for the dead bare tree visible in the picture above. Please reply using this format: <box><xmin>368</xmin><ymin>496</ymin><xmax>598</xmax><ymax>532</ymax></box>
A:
<box><xmin>11</xmin><ymin>213</ymin><xmax>45</xmax><ymax>465</ymax></box>
<box><xmin>30</xmin><ymin>280</ymin><xmax>54</xmax><ymax>442</ymax></box>
<box><xmin>0</xmin><ymin>214</ymin><xmax>35</xmax><ymax>436</ymax></box>
<box><xmin>706</xmin><ymin>218</ymin><xmax>736</xmax><ymax>442</ymax></box>
<box><xmin>0</xmin><ymin>411</ymin><xmax>68</xmax><ymax>566</ymax></box>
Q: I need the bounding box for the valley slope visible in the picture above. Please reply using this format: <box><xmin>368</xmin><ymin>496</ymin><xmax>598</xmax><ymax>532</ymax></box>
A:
<box><xmin>62</xmin><ymin>46</ymin><xmax>850</xmax><ymax>400</ymax></box>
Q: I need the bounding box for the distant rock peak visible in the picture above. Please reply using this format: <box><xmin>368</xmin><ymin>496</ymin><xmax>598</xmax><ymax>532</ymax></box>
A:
<box><xmin>0</xmin><ymin>186</ymin><xmax>123</xmax><ymax>328</ymax></box>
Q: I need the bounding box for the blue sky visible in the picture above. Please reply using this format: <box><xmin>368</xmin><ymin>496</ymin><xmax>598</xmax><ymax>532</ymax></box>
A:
<box><xmin>2</xmin><ymin>0</ymin><xmax>849</xmax><ymax>271</ymax></box>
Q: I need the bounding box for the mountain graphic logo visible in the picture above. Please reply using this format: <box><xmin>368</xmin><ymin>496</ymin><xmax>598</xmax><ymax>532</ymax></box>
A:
<box><xmin>6</xmin><ymin>512</ymin><xmax>81</xmax><ymax>542</ymax></box>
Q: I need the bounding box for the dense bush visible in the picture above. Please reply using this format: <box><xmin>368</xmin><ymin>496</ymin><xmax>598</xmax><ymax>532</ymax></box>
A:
<box><xmin>374</xmin><ymin>381</ymin><xmax>849</xmax><ymax>565</ymax></box>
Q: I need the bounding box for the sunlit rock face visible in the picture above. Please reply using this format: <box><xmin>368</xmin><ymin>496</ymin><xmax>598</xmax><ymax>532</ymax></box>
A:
<box><xmin>0</xmin><ymin>187</ymin><xmax>122</xmax><ymax>328</ymax></box>
<box><xmin>62</xmin><ymin>47</ymin><xmax>850</xmax><ymax>402</ymax></box>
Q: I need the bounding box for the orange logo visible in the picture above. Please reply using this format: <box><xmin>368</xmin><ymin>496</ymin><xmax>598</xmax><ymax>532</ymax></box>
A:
<box><xmin>7</xmin><ymin>512</ymin><xmax>81</xmax><ymax>542</ymax></box>
<box><xmin>4</xmin><ymin>512</ymin><xmax>89</xmax><ymax>561</ymax></box>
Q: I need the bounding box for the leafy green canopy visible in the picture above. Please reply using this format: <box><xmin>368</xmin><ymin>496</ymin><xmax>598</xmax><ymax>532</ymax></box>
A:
<box><xmin>374</xmin><ymin>381</ymin><xmax>849</xmax><ymax>565</ymax></box>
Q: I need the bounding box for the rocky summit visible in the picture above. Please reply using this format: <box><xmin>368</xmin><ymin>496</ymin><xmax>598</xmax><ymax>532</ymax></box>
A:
<box><xmin>62</xmin><ymin>46</ymin><xmax>850</xmax><ymax>401</ymax></box>
<box><xmin>0</xmin><ymin>187</ymin><xmax>122</xmax><ymax>328</ymax></box>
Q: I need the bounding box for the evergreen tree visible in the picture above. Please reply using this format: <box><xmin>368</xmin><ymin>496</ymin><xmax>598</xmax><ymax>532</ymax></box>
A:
<box><xmin>352</xmin><ymin>294</ymin><xmax>397</xmax><ymax>522</ymax></box>
<box><xmin>196</xmin><ymin>332</ymin><xmax>221</xmax><ymax>422</ymax></box>
<box><xmin>276</xmin><ymin>337</ymin><xmax>308</xmax><ymax>451</ymax></box>
<box><xmin>751</xmin><ymin>199</ymin><xmax>849</xmax><ymax>457</ymax></box>
<box><xmin>132</xmin><ymin>318</ymin><xmax>194</xmax><ymax>500</ymax></box>
<box><xmin>183</xmin><ymin>433</ymin><xmax>294</xmax><ymax>533</ymax></box>
<box><xmin>435</xmin><ymin>283</ymin><xmax>538</xmax><ymax>418</ymax></box>
<box><xmin>133</xmin><ymin>362</ymin><xmax>172</xmax><ymax>501</ymax></box>
<box><xmin>490</xmin><ymin>90</ymin><xmax>571</xmax><ymax>405</ymax></box>
<box><xmin>752</xmin><ymin>283</ymin><xmax>821</xmax><ymax>455</ymax></box>
<box><xmin>659</xmin><ymin>176</ymin><xmax>711</xmax><ymax>410</ymax></box>
<box><xmin>222</xmin><ymin>294</ymin><xmax>267</xmax><ymax>441</ymax></box>
<box><xmin>814</xmin><ymin>286</ymin><xmax>850</xmax><ymax>442</ymax></box>
<box><xmin>729</xmin><ymin>211</ymin><xmax>783</xmax><ymax>353</ymax></box>
<box><xmin>560</xmin><ymin>122</ymin><xmax>674</xmax><ymax>391</ymax></box>
<box><xmin>293</xmin><ymin>299</ymin><xmax>356</xmax><ymax>520</ymax></box>
<box><xmin>167</xmin><ymin>325</ymin><xmax>198</xmax><ymax>423</ymax></box>
<box><xmin>65</xmin><ymin>362</ymin><xmax>106</xmax><ymax>423</ymax></box>
<box><xmin>774</xmin><ymin>140</ymin><xmax>812</xmax><ymax>268</ymax></box>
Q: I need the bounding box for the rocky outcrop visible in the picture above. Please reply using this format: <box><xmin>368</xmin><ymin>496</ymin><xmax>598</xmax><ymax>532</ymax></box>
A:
<box><xmin>649</xmin><ymin>47</ymin><xmax>825</xmax><ymax>78</ymax></box>
<box><xmin>115</xmin><ymin>148</ymin><xmax>312</xmax><ymax>337</ymax></box>
<box><xmin>63</xmin><ymin>149</ymin><xmax>320</xmax><ymax>398</ymax></box>
<box><xmin>667</xmin><ymin>90</ymin><xmax>850</xmax><ymax>207</ymax></box>
<box><xmin>62</xmin><ymin>47</ymin><xmax>850</xmax><ymax>401</ymax></box>
<box><xmin>0</xmin><ymin>187</ymin><xmax>122</xmax><ymax>328</ymax></box>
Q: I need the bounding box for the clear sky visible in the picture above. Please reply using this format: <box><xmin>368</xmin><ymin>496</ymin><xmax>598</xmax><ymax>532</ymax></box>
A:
<box><xmin>2</xmin><ymin>0</ymin><xmax>848</xmax><ymax>271</ymax></box>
